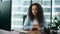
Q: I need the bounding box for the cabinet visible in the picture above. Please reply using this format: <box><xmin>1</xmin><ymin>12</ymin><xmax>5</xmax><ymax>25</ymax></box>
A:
<box><xmin>0</xmin><ymin>0</ymin><xmax>12</xmax><ymax>31</ymax></box>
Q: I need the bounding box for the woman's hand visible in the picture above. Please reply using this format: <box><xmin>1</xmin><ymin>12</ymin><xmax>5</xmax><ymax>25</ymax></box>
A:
<box><xmin>33</xmin><ymin>24</ymin><xmax>42</xmax><ymax>29</ymax></box>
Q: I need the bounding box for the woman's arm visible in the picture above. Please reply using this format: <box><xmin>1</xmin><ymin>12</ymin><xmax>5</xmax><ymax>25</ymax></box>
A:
<box><xmin>23</xmin><ymin>16</ymin><xmax>30</xmax><ymax>30</ymax></box>
<box><xmin>43</xmin><ymin>16</ymin><xmax>48</xmax><ymax>29</ymax></box>
<box><xmin>43</xmin><ymin>18</ymin><xmax>51</xmax><ymax>34</ymax></box>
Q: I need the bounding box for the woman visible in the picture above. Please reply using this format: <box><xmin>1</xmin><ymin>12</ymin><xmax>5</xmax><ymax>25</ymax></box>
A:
<box><xmin>24</xmin><ymin>3</ymin><xmax>48</xmax><ymax>30</ymax></box>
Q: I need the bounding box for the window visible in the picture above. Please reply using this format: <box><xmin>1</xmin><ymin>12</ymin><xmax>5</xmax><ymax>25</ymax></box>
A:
<box><xmin>55</xmin><ymin>8</ymin><xmax>60</xmax><ymax>12</ymax></box>
<box><xmin>55</xmin><ymin>1</ymin><xmax>60</xmax><ymax>5</ymax></box>
<box><xmin>11</xmin><ymin>0</ymin><xmax>51</xmax><ymax>31</ymax></box>
<box><xmin>43</xmin><ymin>1</ymin><xmax>51</xmax><ymax>6</ymax></box>
<box><xmin>43</xmin><ymin>8</ymin><xmax>51</xmax><ymax>12</ymax></box>
<box><xmin>11</xmin><ymin>0</ymin><xmax>31</xmax><ymax>31</ymax></box>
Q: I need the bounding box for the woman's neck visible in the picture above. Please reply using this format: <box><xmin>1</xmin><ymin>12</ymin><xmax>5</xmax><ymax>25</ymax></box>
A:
<box><xmin>34</xmin><ymin>16</ymin><xmax>37</xmax><ymax>20</ymax></box>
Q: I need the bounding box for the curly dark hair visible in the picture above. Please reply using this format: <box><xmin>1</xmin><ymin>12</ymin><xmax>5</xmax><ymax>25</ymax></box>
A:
<box><xmin>28</xmin><ymin>3</ymin><xmax>44</xmax><ymax>24</ymax></box>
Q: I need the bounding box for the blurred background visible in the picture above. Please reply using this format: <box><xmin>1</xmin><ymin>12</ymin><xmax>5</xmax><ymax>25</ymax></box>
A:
<box><xmin>11</xmin><ymin>0</ymin><xmax>60</xmax><ymax>31</ymax></box>
<box><xmin>0</xmin><ymin>0</ymin><xmax>60</xmax><ymax>34</ymax></box>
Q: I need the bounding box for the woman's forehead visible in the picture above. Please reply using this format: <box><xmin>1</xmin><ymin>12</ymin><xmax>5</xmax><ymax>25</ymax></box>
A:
<box><xmin>32</xmin><ymin>5</ymin><xmax>37</xmax><ymax>9</ymax></box>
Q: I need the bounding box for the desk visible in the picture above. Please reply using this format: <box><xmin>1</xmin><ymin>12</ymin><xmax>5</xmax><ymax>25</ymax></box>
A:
<box><xmin>19</xmin><ymin>29</ymin><xmax>46</xmax><ymax>34</ymax></box>
<box><xmin>27</xmin><ymin>30</ymin><xmax>45</xmax><ymax>34</ymax></box>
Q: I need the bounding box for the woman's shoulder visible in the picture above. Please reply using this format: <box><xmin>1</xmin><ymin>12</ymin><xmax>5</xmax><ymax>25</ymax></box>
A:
<box><xmin>25</xmin><ymin>15</ymin><xmax>30</xmax><ymax>20</ymax></box>
<box><xmin>24</xmin><ymin>15</ymin><xmax>31</xmax><ymax>22</ymax></box>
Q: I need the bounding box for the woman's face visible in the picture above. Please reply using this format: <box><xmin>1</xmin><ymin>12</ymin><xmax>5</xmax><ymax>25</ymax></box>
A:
<box><xmin>32</xmin><ymin>5</ymin><xmax>38</xmax><ymax>16</ymax></box>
